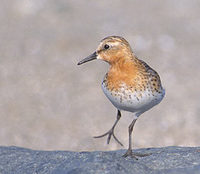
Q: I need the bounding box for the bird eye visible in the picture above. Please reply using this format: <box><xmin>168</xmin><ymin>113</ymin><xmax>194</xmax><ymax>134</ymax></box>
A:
<box><xmin>104</xmin><ymin>44</ymin><xmax>110</xmax><ymax>50</ymax></box>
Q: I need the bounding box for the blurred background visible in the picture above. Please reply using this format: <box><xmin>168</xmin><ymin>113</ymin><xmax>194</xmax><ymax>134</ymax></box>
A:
<box><xmin>0</xmin><ymin>0</ymin><xmax>200</xmax><ymax>151</ymax></box>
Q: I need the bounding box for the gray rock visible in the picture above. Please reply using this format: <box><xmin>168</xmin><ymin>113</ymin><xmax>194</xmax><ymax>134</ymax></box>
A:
<box><xmin>0</xmin><ymin>146</ymin><xmax>200</xmax><ymax>174</ymax></box>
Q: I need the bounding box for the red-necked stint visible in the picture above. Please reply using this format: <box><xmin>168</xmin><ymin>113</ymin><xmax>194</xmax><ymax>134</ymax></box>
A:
<box><xmin>78</xmin><ymin>36</ymin><xmax>165</xmax><ymax>158</ymax></box>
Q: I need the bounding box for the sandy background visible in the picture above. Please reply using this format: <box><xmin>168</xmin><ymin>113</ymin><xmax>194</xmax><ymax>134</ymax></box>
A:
<box><xmin>0</xmin><ymin>0</ymin><xmax>200</xmax><ymax>151</ymax></box>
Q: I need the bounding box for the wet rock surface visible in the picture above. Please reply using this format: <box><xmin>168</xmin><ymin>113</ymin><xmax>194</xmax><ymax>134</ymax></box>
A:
<box><xmin>1</xmin><ymin>146</ymin><xmax>200</xmax><ymax>174</ymax></box>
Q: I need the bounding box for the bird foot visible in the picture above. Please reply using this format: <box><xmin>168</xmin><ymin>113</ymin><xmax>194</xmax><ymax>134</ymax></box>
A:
<box><xmin>93</xmin><ymin>128</ymin><xmax>123</xmax><ymax>146</ymax></box>
<box><xmin>122</xmin><ymin>149</ymin><xmax>152</xmax><ymax>159</ymax></box>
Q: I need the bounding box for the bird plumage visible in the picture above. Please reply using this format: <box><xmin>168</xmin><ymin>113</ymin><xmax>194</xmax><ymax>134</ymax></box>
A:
<box><xmin>78</xmin><ymin>36</ymin><xmax>165</xmax><ymax>158</ymax></box>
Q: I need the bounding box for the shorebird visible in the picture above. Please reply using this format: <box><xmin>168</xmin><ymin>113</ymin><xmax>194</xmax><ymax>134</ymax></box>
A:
<box><xmin>77</xmin><ymin>36</ymin><xmax>165</xmax><ymax>158</ymax></box>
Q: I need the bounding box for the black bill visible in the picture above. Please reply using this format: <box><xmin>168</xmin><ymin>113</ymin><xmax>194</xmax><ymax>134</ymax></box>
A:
<box><xmin>77</xmin><ymin>52</ymin><xmax>97</xmax><ymax>65</ymax></box>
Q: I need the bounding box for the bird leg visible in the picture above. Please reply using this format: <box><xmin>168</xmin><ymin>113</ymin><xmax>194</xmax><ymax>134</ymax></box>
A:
<box><xmin>122</xmin><ymin>118</ymin><xmax>138</xmax><ymax>159</ymax></box>
<box><xmin>94</xmin><ymin>110</ymin><xmax>123</xmax><ymax>146</ymax></box>
<box><xmin>123</xmin><ymin>117</ymin><xmax>152</xmax><ymax>159</ymax></box>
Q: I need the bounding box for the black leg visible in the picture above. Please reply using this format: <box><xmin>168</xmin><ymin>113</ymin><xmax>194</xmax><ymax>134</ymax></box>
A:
<box><xmin>94</xmin><ymin>110</ymin><xmax>123</xmax><ymax>146</ymax></box>
<box><xmin>123</xmin><ymin>115</ymin><xmax>152</xmax><ymax>159</ymax></box>
<box><xmin>123</xmin><ymin>118</ymin><xmax>138</xmax><ymax>159</ymax></box>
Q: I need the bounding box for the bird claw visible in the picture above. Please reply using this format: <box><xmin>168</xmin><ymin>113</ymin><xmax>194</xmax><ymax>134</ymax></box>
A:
<box><xmin>122</xmin><ymin>149</ymin><xmax>152</xmax><ymax>159</ymax></box>
<box><xmin>94</xmin><ymin>128</ymin><xmax>123</xmax><ymax>146</ymax></box>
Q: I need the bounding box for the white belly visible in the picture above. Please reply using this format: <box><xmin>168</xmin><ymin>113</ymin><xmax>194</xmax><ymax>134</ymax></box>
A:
<box><xmin>102</xmin><ymin>83</ymin><xmax>165</xmax><ymax>115</ymax></box>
